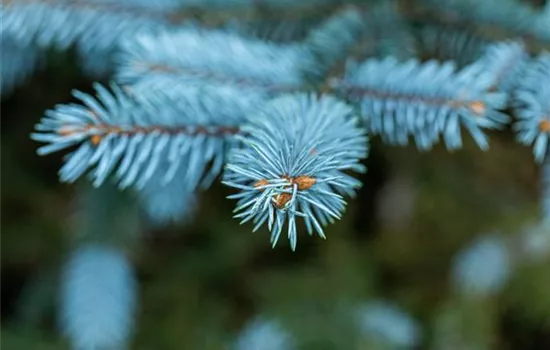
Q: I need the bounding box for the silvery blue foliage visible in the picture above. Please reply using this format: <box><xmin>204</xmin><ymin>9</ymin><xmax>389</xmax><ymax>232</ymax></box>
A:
<box><xmin>1</xmin><ymin>0</ymin><xmax>173</xmax><ymax>52</ymax></box>
<box><xmin>513</xmin><ymin>52</ymin><xmax>550</xmax><ymax>163</ymax></box>
<box><xmin>78</xmin><ymin>49</ymin><xmax>114</xmax><ymax>78</ymax></box>
<box><xmin>1</xmin><ymin>0</ymin><xmax>183</xmax><ymax>87</ymax></box>
<box><xmin>223</xmin><ymin>93</ymin><xmax>368</xmax><ymax>250</ymax></box>
<box><xmin>531</xmin><ymin>2</ymin><xmax>550</xmax><ymax>43</ymax></box>
<box><xmin>334</xmin><ymin>57</ymin><xmax>510</xmax><ymax>150</ymax></box>
<box><xmin>60</xmin><ymin>244</ymin><xmax>137</xmax><ymax>350</ymax></box>
<box><xmin>418</xmin><ymin>0</ymin><xmax>550</xmax><ymax>43</ymax></box>
<box><xmin>422</xmin><ymin>0</ymin><xmax>539</xmax><ymax>37</ymax></box>
<box><xmin>234</xmin><ymin>317</ymin><xmax>294</xmax><ymax>350</ymax></box>
<box><xmin>1</xmin><ymin>36</ymin><xmax>43</xmax><ymax>97</ymax></box>
<box><xmin>223</xmin><ymin>17</ymin><xmax>318</xmax><ymax>44</ymax></box>
<box><xmin>31</xmin><ymin>83</ymin><xmax>253</xmax><ymax>193</ymax></box>
<box><xmin>418</xmin><ymin>26</ymin><xmax>488</xmax><ymax>67</ymax></box>
<box><xmin>356</xmin><ymin>301</ymin><xmax>421</xmax><ymax>348</ymax></box>
<box><xmin>254</xmin><ymin>0</ymin><xmax>339</xmax><ymax>8</ymax></box>
<box><xmin>303</xmin><ymin>6</ymin><xmax>365</xmax><ymax>75</ymax></box>
<box><xmin>478</xmin><ymin>41</ymin><xmax>527</xmax><ymax>94</ymax></box>
<box><xmin>137</xmin><ymin>161</ymin><xmax>198</xmax><ymax>225</ymax></box>
<box><xmin>363</xmin><ymin>0</ymin><xmax>417</xmax><ymax>60</ymax></box>
<box><xmin>452</xmin><ymin>233</ymin><xmax>512</xmax><ymax>296</ymax></box>
<box><xmin>221</xmin><ymin>2</ymin><xmax>357</xmax><ymax>44</ymax></box>
<box><xmin>116</xmin><ymin>27</ymin><xmax>313</xmax><ymax>97</ymax></box>
<box><xmin>80</xmin><ymin>0</ymin><xmax>190</xmax><ymax>11</ymax></box>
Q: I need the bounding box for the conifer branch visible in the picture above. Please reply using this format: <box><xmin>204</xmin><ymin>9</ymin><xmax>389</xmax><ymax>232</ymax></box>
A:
<box><xmin>304</xmin><ymin>1</ymin><xmax>415</xmax><ymax>86</ymax></box>
<box><xmin>332</xmin><ymin>57</ymin><xmax>510</xmax><ymax>150</ymax></box>
<box><xmin>302</xmin><ymin>5</ymin><xmax>366</xmax><ymax>80</ymax></box>
<box><xmin>479</xmin><ymin>41</ymin><xmax>527</xmax><ymax>94</ymax></box>
<box><xmin>417</xmin><ymin>25</ymin><xmax>489</xmax><ymax>68</ymax></box>
<box><xmin>513</xmin><ymin>53</ymin><xmax>550</xmax><ymax>162</ymax></box>
<box><xmin>223</xmin><ymin>93</ymin><xmax>367</xmax><ymax>250</ymax></box>
<box><xmin>116</xmin><ymin>27</ymin><xmax>313</xmax><ymax>97</ymax></box>
<box><xmin>1</xmin><ymin>0</ymin><xmax>177</xmax><ymax>50</ymax></box>
<box><xmin>412</xmin><ymin>0</ymin><xmax>550</xmax><ymax>45</ymax></box>
<box><xmin>32</xmin><ymin>83</ymin><xmax>253</xmax><ymax>192</ymax></box>
<box><xmin>2</xmin><ymin>0</ymin><xmax>187</xmax><ymax>19</ymax></box>
<box><xmin>359</xmin><ymin>1</ymin><xmax>416</xmax><ymax>61</ymax></box>
<box><xmin>1</xmin><ymin>35</ymin><xmax>43</xmax><ymax>96</ymax></box>
<box><xmin>60</xmin><ymin>244</ymin><xmax>137</xmax><ymax>350</ymax></box>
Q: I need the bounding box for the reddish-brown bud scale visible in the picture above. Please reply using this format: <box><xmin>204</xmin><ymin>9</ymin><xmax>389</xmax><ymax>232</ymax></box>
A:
<box><xmin>469</xmin><ymin>101</ymin><xmax>486</xmax><ymax>115</ymax></box>
<box><xmin>273</xmin><ymin>192</ymin><xmax>292</xmax><ymax>209</ymax></box>
<box><xmin>540</xmin><ymin>119</ymin><xmax>550</xmax><ymax>133</ymax></box>
<box><xmin>293</xmin><ymin>175</ymin><xmax>316</xmax><ymax>190</ymax></box>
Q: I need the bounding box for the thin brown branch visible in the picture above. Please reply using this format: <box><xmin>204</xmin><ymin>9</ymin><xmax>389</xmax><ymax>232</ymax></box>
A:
<box><xmin>135</xmin><ymin>62</ymin><xmax>303</xmax><ymax>93</ymax></box>
<box><xmin>58</xmin><ymin>123</ymin><xmax>240</xmax><ymax>146</ymax></box>
<box><xmin>339</xmin><ymin>84</ymin><xmax>487</xmax><ymax>115</ymax></box>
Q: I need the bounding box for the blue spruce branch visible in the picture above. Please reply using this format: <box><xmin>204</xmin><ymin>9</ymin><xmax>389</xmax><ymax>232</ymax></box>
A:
<box><xmin>220</xmin><ymin>0</ymin><xmax>357</xmax><ymax>44</ymax></box>
<box><xmin>417</xmin><ymin>26</ymin><xmax>489</xmax><ymax>68</ymax></box>
<box><xmin>223</xmin><ymin>13</ymin><xmax>323</xmax><ymax>44</ymax></box>
<box><xmin>513</xmin><ymin>52</ymin><xmax>550</xmax><ymax>163</ymax></box>
<box><xmin>1</xmin><ymin>0</ymin><xmax>178</xmax><ymax>51</ymax></box>
<box><xmin>417</xmin><ymin>0</ymin><xmax>550</xmax><ymax>44</ymax></box>
<box><xmin>303</xmin><ymin>2</ymin><xmax>416</xmax><ymax>84</ymax></box>
<box><xmin>115</xmin><ymin>27</ymin><xmax>314</xmax><ymax>97</ymax></box>
<box><xmin>360</xmin><ymin>1</ymin><xmax>417</xmax><ymax>61</ymax></box>
<box><xmin>478</xmin><ymin>41</ymin><xmax>527</xmax><ymax>95</ymax></box>
<box><xmin>1</xmin><ymin>35</ymin><xmax>44</xmax><ymax>97</ymax></box>
<box><xmin>60</xmin><ymin>244</ymin><xmax>137</xmax><ymax>350</ymax></box>
<box><xmin>31</xmin><ymin>82</ymin><xmax>252</xmax><ymax>193</ymax></box>
<box><xmin>302</xmin><ymin>6</ymin><xmax>366</xmax><ymax>79</ymax></box>
<box><xmin>223</xmin><ymin>93</ymin><xmax>368</xmax><ymax>250</ymax></box>
<box><xmin>332</xmin><ymin>57</ymin><xmax>510</xmax><ymax>150</ymax></box>
<box><xmin>1</xmin><ymin>0</ymin><xmax>189</xmax><ymax>78</ymax></box>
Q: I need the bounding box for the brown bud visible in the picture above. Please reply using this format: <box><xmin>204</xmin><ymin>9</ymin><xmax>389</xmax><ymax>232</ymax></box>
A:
<box><xmin>469</xmin><ymin>101</ymin><xmax>486</xmax><ymax>115</ymax></box>
<box><xmin>90</xmin><ymin>135</ymin><xmax>102</xmax><ymax>145</ymax></box>
<box><xmin>540</xmin><ymin>119</ymin><xmax>550</xmax><ymax>133</ymax></box>
<box><xmin>273</xmin><ymin>193</ymin><xmax>292</xmax><ymax>209</ymax></box>
<box><xmin>58</xmin><ymin>127</ymin><xmax>77</xmax><ymax>136</ymax></box>
<box><xmin>254</xmin><ymin>179</ymin><xmax>269</xmax><ymax>188</ymax></box>
<box><xmin>293</xmin><ymin>176</ymin><xmax>316</xmax><ymax>190</ymax></box>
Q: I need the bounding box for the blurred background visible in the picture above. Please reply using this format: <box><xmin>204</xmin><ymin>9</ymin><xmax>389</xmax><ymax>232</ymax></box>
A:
<box><xmin>2</xmin><ymin>0</ymin><xmax>550</xmax><ymax>349</ymax></box>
